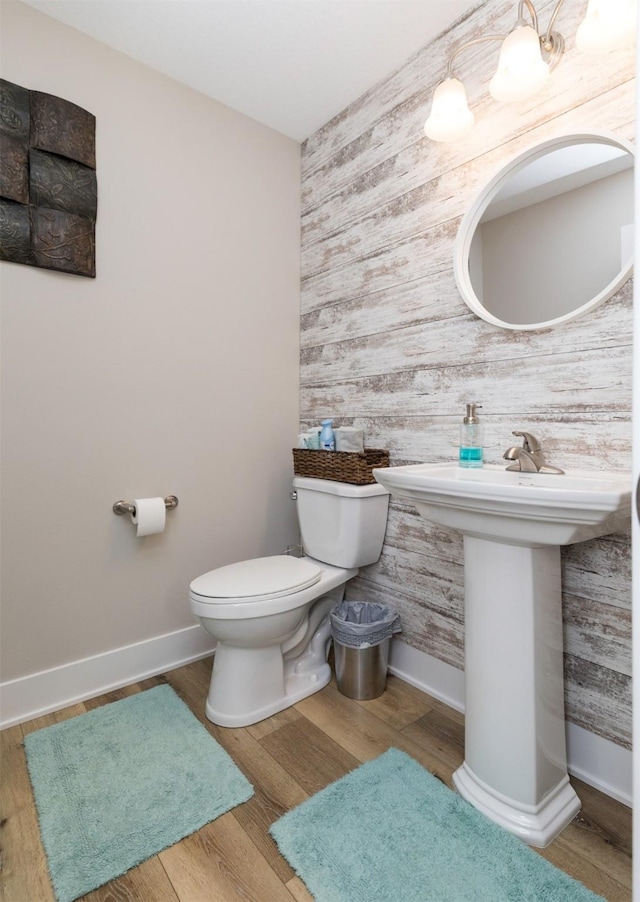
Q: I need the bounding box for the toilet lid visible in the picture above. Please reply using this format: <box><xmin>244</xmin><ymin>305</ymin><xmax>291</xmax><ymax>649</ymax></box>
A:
<box><xmin>190</xmin><ymin>555</ymin><xmax>322</xmax><ymax>602</ymax></box>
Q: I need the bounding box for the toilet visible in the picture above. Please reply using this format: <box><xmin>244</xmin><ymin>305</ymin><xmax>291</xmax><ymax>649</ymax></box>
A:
<box><xmin>189</xmin><ymin>476</ymin><xmax>390</xmax><ymax>727</ymax></box>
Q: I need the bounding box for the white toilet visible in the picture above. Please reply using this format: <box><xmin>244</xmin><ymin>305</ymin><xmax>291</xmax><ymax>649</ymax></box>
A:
<box><xmin>189</xmin><ymin>476</ymin><xmax>390</xmax><ymax>727</ymax></box>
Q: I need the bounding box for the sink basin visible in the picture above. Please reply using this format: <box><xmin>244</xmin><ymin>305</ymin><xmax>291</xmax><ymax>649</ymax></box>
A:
<box><xmin>373</xmin><ymin>461</ymin><xmax>631</xmax><ymax>847</ymax></box>
<box><xmin>372</xmin><ymin>463</ymin><xmax>631</xmax><ymax>546</ymax></box>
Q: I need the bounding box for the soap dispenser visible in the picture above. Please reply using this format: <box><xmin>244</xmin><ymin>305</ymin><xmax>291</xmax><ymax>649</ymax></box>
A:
<box><xmin>459</xmin><ymin>404</ymin><xmax>483</xmax><ymax>468</ymax></box>
<box><xmin>320</xmin><ymin>418</ymin><xmax>335</xmax><ymax>451</ymax></box>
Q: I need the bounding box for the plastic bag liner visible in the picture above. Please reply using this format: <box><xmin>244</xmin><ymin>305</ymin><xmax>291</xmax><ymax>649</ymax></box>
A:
<box><xmin>330</xmin><ymin>601</ymin><xmax>401</xmax><ymax>649</ymax></box>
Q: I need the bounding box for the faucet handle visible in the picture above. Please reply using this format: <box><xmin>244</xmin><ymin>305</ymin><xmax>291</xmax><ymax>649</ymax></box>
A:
<box><xmin>512</xmin><ymin>431</ymin><xmax>541</xmax><ymax>452</ymax></box>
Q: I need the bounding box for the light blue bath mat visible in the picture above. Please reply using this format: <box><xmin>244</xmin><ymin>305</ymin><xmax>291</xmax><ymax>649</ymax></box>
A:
<box><xmin>270</xmin><ymin>748</ymin><xmax>602</xmax><ymax>902</ymax></box>
<box><xmin>24</xmin><ymin>684</ymin><xmax>253</xmax><ymax>902</ymax></box>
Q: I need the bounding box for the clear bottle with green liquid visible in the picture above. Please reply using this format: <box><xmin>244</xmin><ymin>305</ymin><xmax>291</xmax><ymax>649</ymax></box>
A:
<box><xmin>459</xmin><ymin>403</ymin><xmax>483</xmax><ymax>468</ymax></box>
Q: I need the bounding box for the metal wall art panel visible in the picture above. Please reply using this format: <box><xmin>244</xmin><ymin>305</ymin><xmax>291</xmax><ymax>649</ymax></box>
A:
<box><xmin>31</xmin><ymin>207</ymin><xmax>95</xmax><ymax>276</ymax></box>
<box><xmin>30</xmin><ymin>90</ymin><xmax>96</xmax><ymax>169</ymax></box>
<box><xmin>0</xmin><ymin>200</ymin><xmax>31</xmax><ymax>265</ymax></box>
<box><xmin>0</xmin><ymin>79</ymin><xmax>96</xmax><ymax>277</ymax></box>
<box><xmin>0</xmin><ymin>80</ymin><xmax>30</xmax><ymax>203</ymax></box>
<box><xmin>29</xmin><ymin>149</ymin><xmax>98</xmax><ymax>220</ymax></box>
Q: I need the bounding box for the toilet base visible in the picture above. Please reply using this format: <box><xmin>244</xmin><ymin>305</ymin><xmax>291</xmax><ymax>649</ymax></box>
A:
<box><xmin>204</xmin><ymin>604</ymin><xmax>336</xmax><ymax>728</ymax></box>
<box><xmin>206</xmin><ymin>662</ymin><xmax>331</xmax><ymax>728</ymax></box>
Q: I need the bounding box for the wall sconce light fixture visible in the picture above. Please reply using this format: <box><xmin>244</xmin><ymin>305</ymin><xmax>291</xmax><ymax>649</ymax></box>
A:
<box><xmin>424</xmin><ymin>0</ymin><xmax>636</xmax><ymax>142</ymax></box>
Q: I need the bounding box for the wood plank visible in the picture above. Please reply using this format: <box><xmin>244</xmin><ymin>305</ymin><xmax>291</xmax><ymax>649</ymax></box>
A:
<box><xmin>260</xmin><ymin>717</ymin><xmax>360</xmax><ymax>795</ymax></box>
<box><xmin>227</xmin><ymin>789</ymin><xmax>298</xmax><ymax>884</ymax></box>
<box><xmin>538</xmin><ymin>780</ymin><xmax>632</xmax><ymax>902</ymax></box>
<box><xmin>301</xmin><ymin>345</ymin><xmax>632</xmax><ymax>423</ymax></box>
<box><xmin>365</xmin><ymin>545</ymin><xmax>464</xmax><ymax>620</ymax></box>
<box><xmin>301</xmin><ymin>216</ymin><xmax>460</xmax><ymax>313</ymax></box>
<box><xmin>53</xmin><ymin>702</ymin><xmax>87</xmax><ymax>722</ymax></box>
<box><xmin>247</xmin><ymin>706</ymin><xmax>302</xmax><ymax>741</ymax></box>
<box><xmin>572</xmin><ymin>776</ymin><xmax>632</xmax><ymax>859</ymax></box>
<box><xmin>300</xmin><ymin>285</ymin><xmax>632</xmax><ymax>385</ymax></box>
<box><xmin>82</xmin><ymin>681</ymin><xmax>145</xmax><ymax>711</ymax></box>
<box><xmin>383</xmin><ymin>503</ymin><xmax>464</xmax><ymax>565</ymax></box>
<box><xmin>346</xmin><ymin>575</ymin><xmax>465</xmax><ymax>670</ymax></box>
<box><xmin>295</xmin><ymin>679</ymin><xmax>461</xmax><ymax>785</ymax></box>
<box><xmin>400</xmin><ymin>706</ymin><xmax>466</xmax><ymax>770</ymax></box>
<box><xmin>19</xmin><ymin>712</ymin><xmax>57</xmax><ymax>736</ymax></box>
<box><xmin>538</xmin><ymin>835</ymin><xmax>630</xmax><ymax>902</ymax></box>
<box><xmin>2</xmin><ymin>725</ymin><xmax>55</xmax><ymax>902</ymax></box>
<box><xmin>159</xmin><ymin>812</ymin><xmax>294</xmax><ymax>901</ymax></box>
<box><xmin>83</xmin><ymin>857</ymin><xmax>179</xmax><ymax>902</ymax></box>
<box><xmin>562</xmin><ymin>533</ymin><xmax>632</xmax><ymax>611</ymax></box>
<box><xmin>353</xmin><ymin>672</ymin><xmax>436</xmax><ymax>731</ymax></box>
<box><xmin>562</xmin><ymin>594</ymin><xmax>631</xmax><ymax>676</ymax></box>
<box><xmin>300</xmin><ymin>268</ymin><xmax>458</xmax><ymax>348</ymax></box>
<box><xmin>285</xmin><ymin>876</ymin><xmax>315</xmax><ymax>902</ymax></box>
<box><xmin>564</xmin><ymin>654</ymin><xmax>631</xmax><ymax>749</ymax></box>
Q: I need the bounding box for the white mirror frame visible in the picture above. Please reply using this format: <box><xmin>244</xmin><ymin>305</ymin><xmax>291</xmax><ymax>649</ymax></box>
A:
<box><xmin>453</xmin><ymin>131</ymin><xmax>635</xmax><ymax>331</ymax></box>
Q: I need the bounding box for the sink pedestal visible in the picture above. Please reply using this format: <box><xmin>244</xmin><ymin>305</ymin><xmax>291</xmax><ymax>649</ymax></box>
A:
<box><xmin>373</xmin><ymin>462</ymin><xmax>630</xmax><ymax>848</ymax></box>
<box><xmin>452</xmin><ymin>536</ymin><xmax>580</xmax><ymax>847</ymax></box>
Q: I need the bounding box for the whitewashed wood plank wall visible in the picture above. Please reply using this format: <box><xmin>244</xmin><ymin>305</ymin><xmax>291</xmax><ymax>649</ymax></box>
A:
<box><xmin>299</xmin><ymin>0</ymin><xmax>635</xmax><ymax>749</ymax></box>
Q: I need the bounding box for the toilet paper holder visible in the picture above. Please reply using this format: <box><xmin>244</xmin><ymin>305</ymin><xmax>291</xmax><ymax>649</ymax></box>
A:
<box><xmin>113</xmin><ymin>495</ymin><xmax>179</xmax><ymax>516</ymax></box>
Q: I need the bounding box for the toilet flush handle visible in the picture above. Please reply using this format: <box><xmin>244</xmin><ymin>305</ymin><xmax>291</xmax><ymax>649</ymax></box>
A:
<box><xmin>290</xmin><ymin>490</ymin><xmax>297</xmax><ymax>501</ymax></box>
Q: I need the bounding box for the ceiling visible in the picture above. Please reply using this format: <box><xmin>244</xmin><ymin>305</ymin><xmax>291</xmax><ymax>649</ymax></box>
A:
<box><xmin>21</xmin><ymin>0</ymin><xmax>481</xmax><ymax>141</ymax></box>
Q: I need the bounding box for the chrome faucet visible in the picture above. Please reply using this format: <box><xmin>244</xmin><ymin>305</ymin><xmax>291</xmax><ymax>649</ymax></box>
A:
<box><xmin>503</xmin><ymin>431</ymin><xmax>564</xmax><ymax>475</ymax></box>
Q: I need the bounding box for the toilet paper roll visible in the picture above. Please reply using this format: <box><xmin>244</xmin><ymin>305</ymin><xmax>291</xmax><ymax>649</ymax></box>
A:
<box><xmin>131</xmin><ymin>498</ymin><xmax>166</xmax><ymax>537</ymax></box>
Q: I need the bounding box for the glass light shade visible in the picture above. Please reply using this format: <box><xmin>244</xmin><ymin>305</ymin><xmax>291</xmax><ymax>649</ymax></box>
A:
<box><xmin>576</xmin><ymin>0</ymin><xmax>636</xmax><ymax>54</ymax></box>
<box><xmin>424</xmin><ymin>78</ymin><xmax>474</xmax><ymax>142</ymax></box>
<box><xmin>489</xmin><ymin>25</ymin><xmax>550</xmax><ymax>102</ymax></box>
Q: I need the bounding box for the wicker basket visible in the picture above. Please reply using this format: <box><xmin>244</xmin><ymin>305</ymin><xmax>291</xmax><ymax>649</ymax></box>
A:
<box><xmin>292</xmin><ymin>448</ymin><xmax>390</xmax><ymax>485</ymax></box>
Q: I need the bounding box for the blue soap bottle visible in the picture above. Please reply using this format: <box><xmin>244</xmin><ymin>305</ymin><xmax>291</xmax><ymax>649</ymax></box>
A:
<box><xmin>459</xmin><ymin>404</ymin><xmax>483</xmax><ymax>468</ymax></box>
<box><xmin>320</xmin><ymin>418</ymin><xmax>335</xmax><ymax>451</ymax></box>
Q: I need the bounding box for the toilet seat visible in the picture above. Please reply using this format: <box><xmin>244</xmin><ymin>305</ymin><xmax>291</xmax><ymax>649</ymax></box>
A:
<box><xmin>190</xmin><ymin>555</ymin><xmax>322</xmax><ymax>603</ymax></box>
<box><xmin>190</xmin><ymin>557</ymin><xmax>357</xmax><ymax>621</ymax></box>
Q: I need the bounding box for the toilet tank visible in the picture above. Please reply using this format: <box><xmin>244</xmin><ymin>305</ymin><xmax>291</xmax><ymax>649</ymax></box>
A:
<box><xmin>293</xmin><ymin>476</ymin><xmax>389</xmax><ymax>569</ymax></box>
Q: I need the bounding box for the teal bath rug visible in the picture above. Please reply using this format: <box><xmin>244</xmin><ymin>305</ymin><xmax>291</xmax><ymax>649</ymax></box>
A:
<box><xmin>24</xmin><ymin>684</ymin><xmax>253</xmax><ymax>902</ymax></box>
<box><xmin>270</xmin><ymin>748</ymin><xmax>602</xmax><ymax>902</ymax></box>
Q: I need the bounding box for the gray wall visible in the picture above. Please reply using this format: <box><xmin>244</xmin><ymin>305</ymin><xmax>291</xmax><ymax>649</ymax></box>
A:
<box><xmin>1</xmin><ymin>1</ymin><xmax>301</xmax><ymax>682</ymax></box>
<box><xmin>479</xmin><ymin>168</ymin><xmax>633</xmax><ymax>323</ymax></box>
<box><xmin>300</xmin><ymin>0</ymin><xmax>634</xmax><ymax>748</ymax></box>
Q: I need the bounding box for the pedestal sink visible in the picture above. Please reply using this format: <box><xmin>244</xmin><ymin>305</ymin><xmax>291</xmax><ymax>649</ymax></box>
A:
<box><xmin>373</xmin><ymin>463</ymin><xmax>631</xmax><ymax>847</ymax></box>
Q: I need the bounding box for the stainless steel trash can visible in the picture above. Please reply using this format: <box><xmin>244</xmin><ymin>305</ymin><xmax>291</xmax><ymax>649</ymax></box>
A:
<box><xmin>334</xmin><ymin>638</ymin><xmax>390</xmax><ymax>700</ymax></box>
<box><xmin>330</xmin><ymin>601</ymin><xmax>401</xmax><ymax>701</ymax></box>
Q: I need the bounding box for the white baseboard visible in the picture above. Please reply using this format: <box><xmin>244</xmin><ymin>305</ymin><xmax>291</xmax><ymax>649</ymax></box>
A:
<box><xmin>388</xmin><ymin>638</ymin><xmax>632</xmax><ymax>807</ymax></box>
<box><xmin>2</xmin><ymin>630</ymin><xmax>632</xmax><ymax>807</ymax></box>
<box><xmin>565</xmin><ymin>721</ymin><xmax>632</xmax><ymax>807</ymax></box>
<box><xmin>0</xmin><ymin>625</ymin><xmax>216</xmax><ymax>730</ymax></box>
<box><xmin>389</xmin><ymin>639</ymin><xmax>466</xmax><ymax>713</ymax></box>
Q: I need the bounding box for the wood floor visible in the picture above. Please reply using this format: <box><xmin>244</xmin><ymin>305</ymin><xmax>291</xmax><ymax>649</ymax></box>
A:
<box><xmin>1</xmin><ymin>656</ymin><xmax>632</xmax><ymax>901</ymax></box>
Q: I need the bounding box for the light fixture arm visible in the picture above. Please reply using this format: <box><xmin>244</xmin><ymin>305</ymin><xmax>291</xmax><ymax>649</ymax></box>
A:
<box><xmin>541</xmin><ymin>0</ymin><xmax>566</xmax><ymax>49</ymax></box>
<box><xmin>518</xmin><ymin>0</ymin><xmax>539</xmax><ymax>32</ymax></box>
<box><xmin>445</xmin><ymin>34</ymin><xmax>508</xmax><ymax>78</ymax></box>
<box><xmin>444</xmin><ymin>0</ymin><xmax>567</xmax><ymax>81</ymax></box>
<box><xmin>518</xmin><ymin>0</ymin><xmax>566</xmax><ymax>65</ymax></box>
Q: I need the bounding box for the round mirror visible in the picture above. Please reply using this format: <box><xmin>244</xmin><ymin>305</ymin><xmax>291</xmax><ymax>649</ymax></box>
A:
<box><xmin>454</xmin><ymin>132</ymin><xmax>635</xmax><ymax>330</ymax></box>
